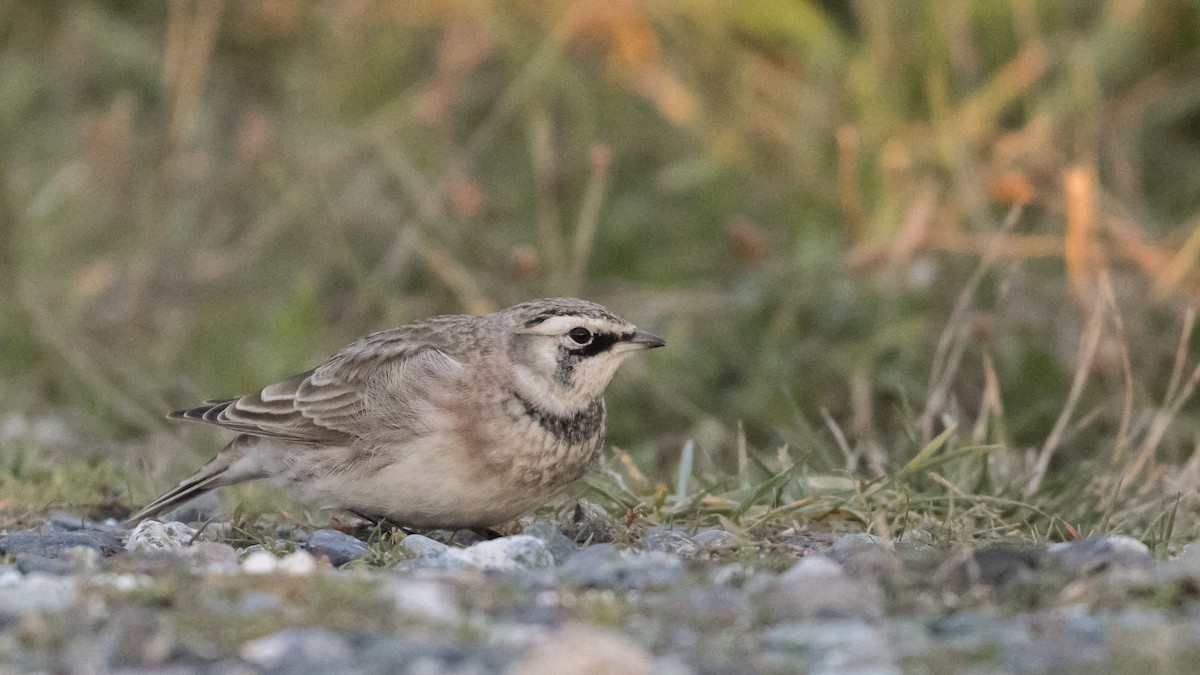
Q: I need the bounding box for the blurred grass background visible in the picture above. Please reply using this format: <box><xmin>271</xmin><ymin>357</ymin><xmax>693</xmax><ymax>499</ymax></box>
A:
<box><xmin>4</xmin><ymin>0</ymin><xmax>1200</xmax><ymax>542</ymax></box>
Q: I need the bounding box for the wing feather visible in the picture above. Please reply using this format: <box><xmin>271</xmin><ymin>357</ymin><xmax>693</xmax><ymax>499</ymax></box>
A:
<box><xmin>169</xmin><ymin>318</ymin><xmax>474</xmax><ymax>444</ymax></box>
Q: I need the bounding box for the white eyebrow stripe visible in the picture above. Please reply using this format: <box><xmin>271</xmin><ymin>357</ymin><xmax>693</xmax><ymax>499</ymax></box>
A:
<box><xmin>525</xmin><ymin>315</ymin><xmax>628</xmax><ymax>335</ymax></box>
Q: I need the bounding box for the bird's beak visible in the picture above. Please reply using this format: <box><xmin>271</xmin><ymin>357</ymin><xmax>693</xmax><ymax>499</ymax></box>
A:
<box><xmin>624</xmin><ymin>329</ymin><xmax>666</xmax><ymax>350</ymax></box>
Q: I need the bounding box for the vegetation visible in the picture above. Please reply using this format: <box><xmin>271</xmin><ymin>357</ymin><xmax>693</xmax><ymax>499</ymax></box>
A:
<box><xmin>3</xmin><ymin>0</ymin><xmax>1200</xmax><ymax>547</ymax></box>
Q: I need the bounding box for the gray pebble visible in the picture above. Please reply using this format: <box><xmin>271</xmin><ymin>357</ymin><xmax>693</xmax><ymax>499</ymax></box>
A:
<box><xmin>0</xmin><ymin>573</ymin><xmax>80</xmax><ymax>613</ymax></box>
<box><xmin>401</xmin><ymin>534</ymin><xmax>452</xmax><ymax>559</ymax></box>
<box><xmin>454</xmin><ymin>535</ymin><xmax>554</xmax><ymax>571</ymax></box>
<box><xmin>763</xmin><ymin>555</ymin><xmax>883</xmax><ymax>621</ymax></box>
<box><xmin>645</xmin><ymin>525</ymin><xmax>699</xmax><ymax>556</ymax></box>
<box><xmin>357</xmin><ymin>636</ymin><xmax>513</xmax><ymax>673</ymax></box>
<box><xmin>760</xmin><ymin>619</ymin><xmax>896</xmax><ymax>673</ymax></box>
<box><xmin>831</xmin><ymin>532</ymin><xmax>894</xmax><ymax>579</ymax></box>
<box><xmin>522</xmin><ymin>521</ymin><xmax>581</xmax><ymax>563</ymax></box>
<box><xmin>15</xmin><ymin>554</ymin><xmax>78</xmax><ymax>575</ymax></box>
<box><xmin>0</xmin><ymin>528</ymin><xmax>124</xmax><ymax>559</ymax></box>
<box><xmin>1049</xmin><ymin>536</ymin><xmax>1152</xmax><ymax>576</ymax></box>
<box><xmin>306</xmin><ymin>529</ymin><xmax>370</xmax><ymax>567</ymax></box>
<box><xmin>972</xmin><ymin>544</ymin><xmax>1044</xmax><ymax>586</ymax></box>
<box><xmin>559</xmin><ymin>499</ymin><xmax>615</xmax><ymax>544</ymax></box>
<box><xmin>239</xmin><ymin>628</ymin><xmax>352</xmax><ymax>671</ymax></box>
<box><xmin>669</xmin><ymin>585</ymin><xmax>752</xmax><ymax>628</ymax></box>
<box><xmin>831</xmin><ymin>532</ymin><xmax>885</xmax><ymax>552</ymax></box>
<box><xmin>559</xmin><ymin>544</ymin><xmax>684</xmax><ymax>590</ymax></box>
<box><xmin>692</xmin><ymin>529</ymin><xmax>737</xmax><ymax>551</ymax></box>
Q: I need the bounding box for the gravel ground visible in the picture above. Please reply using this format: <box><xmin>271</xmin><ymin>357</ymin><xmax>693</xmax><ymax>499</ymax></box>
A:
<box><xmin>1</xmin><ymin>505</ymin><xmax>1198</xmax><ymax>674</ymax></box>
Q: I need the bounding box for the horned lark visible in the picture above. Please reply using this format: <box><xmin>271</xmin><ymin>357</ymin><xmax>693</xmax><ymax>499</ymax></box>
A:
<box><xmin>129</xmin><ymin>298</ymin><xmax>664</xmax><ymax>528</ymax></box>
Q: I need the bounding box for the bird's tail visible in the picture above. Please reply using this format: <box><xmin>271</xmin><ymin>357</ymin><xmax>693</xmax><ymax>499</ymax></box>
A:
<box><xmin>125</xmin><ymin>436</ymin><xmax>261</xmax><ymax>526</ymax></box>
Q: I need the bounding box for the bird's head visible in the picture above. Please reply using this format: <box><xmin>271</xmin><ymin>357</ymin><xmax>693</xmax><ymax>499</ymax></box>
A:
<box><xmin>497</xmin><ymin>298</ymin><xmax>665</xmax><ymax>413</ymax></box>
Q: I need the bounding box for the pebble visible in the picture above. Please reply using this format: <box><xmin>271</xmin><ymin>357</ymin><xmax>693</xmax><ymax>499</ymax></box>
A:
<box><xmin>306</xmin><ymin>529</ymin><xmax>370</xmax><ymax>567</ymax></box>
<box><xmin>972</xmin><ymin>544</ymin><xmax>1044</xmax><ymax>586</ymax></box>
<box><xmin>668</xmin><ymin>585</ymin><xmax>752</xmax><ymax>628</ymax></box>
<box><xmin>355</xmin><ymin>636</ymin><xmax>511</xmax><ymax>673</ymax></box>
<box><xmin>1050</xmin><ymin>536</ymin><xmax>1153</xmax><ymax>576</ymax></box>
<box><xmin>453</xmin><ymin>535</ymin><xmax>554</xmax><ymax>571</ymax></box>
<box><xmin>398</xmin><ymin>534</ymin><xmax>554</xmax><ymax>572</ymax></box>
<box><xmin>763</xmin><ymin>555</ymin><xmax>884</xmax><ymax>621</ymax></box>
<box><xmin>241</xmin><ymin>550</ymin><xmax>281</xmax><ymax>575</ymax></box>
<box><xmin>558</xmin><ymin>544</ymin><xmax>684</xmax><ymax>590</ymax></box>
<box><xmin>125</xmin><ymin>520</ymin><xmax>198</xmax><ymax>552</ymax></box>
<box><xmin>644</xmin><ymin>525</ymin><xmax>699</xmax><ymax>557</ymax></box>
<box><xmin>692</xmin><ymin>529</ymin><xmax>738</xmax><ymax>551</ymax></box>
<box><xmin>0</xmin><ymin>527</ymin><xmax>124</xmax><ymax>559</ymax></box>
<box><xmin>505</xmin><ymin>623</ymin><xmax>654</xmax><ymax>675</ymax></box>
<box><xmin>0</xmin><ymin>573</ymin><xmax>79</xmax><ymax>614</ymax></box>
<box><xmin>47</xmin><ymin>511</ymin><xmax>125</xmax><ymax>535</ymax></box>
<box><xmin>388</xmin><ymin>579</ymin><xmax>461</xmax><ymax>623</ymax></box>
<box><xmin>186</xmin><ymin>542</ymin><xmax>241</xmax><ymax>574</ymax></box>
<box><xmin>523</xmin><ymin>521</ymin><xmax>581</xmax><ymax>563</ymax></box>
<box><xmin>559</xmin><ymin>499</ymin><xmax>616</xmax><ymax>544</ymax></box>
<box><xmin>400</xmin><ymin>534</ymin><xmax>452</xmax><ymax>559</ymax></box>
<box><xmin>277</xmin><ymin>550</ymin><xmax>318</xmax><ymax>576</ymax></box>
<box><xmin>831</xmin><ymin>532</ymin><xmax>894</xmax><ymax>579</ymax></box>
<box><xmin>11</xmin><ymin>542</ymin><xmax>100</xmax><ymax>576</ymax></box>
<box><xmin>240</xmin><ymin>628</ymin><xmax>352</xmax><ymax>670</ymax></box>
<box><xmin>759</xmin><ymin>619</ymin><xmax>897</xmax><ymax>674</ymax></box>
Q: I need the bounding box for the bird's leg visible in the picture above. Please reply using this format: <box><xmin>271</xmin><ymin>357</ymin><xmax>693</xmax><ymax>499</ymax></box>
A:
<box><xmin>348</xmin><ymin>510</ymin><xmax>415</xmax><ymax>537</ymax></box>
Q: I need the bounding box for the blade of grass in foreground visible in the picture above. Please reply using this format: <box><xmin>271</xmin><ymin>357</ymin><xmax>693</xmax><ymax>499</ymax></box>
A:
<box><xmin>895</xmin><ymin>424</ymin><xmax>957</xmax><ymax>479</ymax></box>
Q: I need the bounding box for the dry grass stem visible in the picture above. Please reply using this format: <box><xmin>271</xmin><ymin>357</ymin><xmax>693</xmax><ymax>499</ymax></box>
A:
<box><xmin>1026</xmin><ymin>300</ymin><xmax>1104</xmax><ymax>495</ymax></box>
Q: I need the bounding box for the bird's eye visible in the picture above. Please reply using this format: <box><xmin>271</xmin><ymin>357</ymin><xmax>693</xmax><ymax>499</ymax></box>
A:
<box><xmin>568</xmin><ymin>327</ymin><xmax>593</xmax><ymax>345</ymax></box>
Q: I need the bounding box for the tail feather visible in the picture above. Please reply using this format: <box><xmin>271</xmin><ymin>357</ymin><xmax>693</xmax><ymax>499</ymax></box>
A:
<box><xmin>126</xmin><ymin>437</ymin><xmax>258</xmax><ymax>526</ymax></box>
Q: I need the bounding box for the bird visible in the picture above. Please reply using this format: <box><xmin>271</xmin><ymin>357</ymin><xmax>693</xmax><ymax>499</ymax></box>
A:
<box><xmin>127</xmin><ymin>298</ymin><xmax>665</xmax><ymax>529</ymax></box>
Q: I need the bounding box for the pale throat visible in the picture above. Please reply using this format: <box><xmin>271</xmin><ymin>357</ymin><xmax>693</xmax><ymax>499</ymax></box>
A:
<box><xmin>510</xmin><ymin>361</ymin><xmax>605</xmax><ymax>416</ymax></box>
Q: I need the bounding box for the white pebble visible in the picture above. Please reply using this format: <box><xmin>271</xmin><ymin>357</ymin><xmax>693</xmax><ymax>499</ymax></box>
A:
<box><xmin>242</xmin><ymin>550</ymin><xmax>279</xmax><ymax>574</ymax></box>
<box><xmin>278</xmin><ymin>550</ymin><xmax>317</xmax><ymax>576</ymax></box>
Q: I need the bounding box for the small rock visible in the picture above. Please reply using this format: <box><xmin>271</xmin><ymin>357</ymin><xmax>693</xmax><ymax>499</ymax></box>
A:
<box><xmin>401</xmin><ymin>534</ymin><xmax>452</xmax><ymax>559</ymax></box>
<box><xmin>973</xmin><ymin>544</ymin><xmax>1044</xmax><ymax>585</ymax></box>
<box><xmin>47</xmin><ymin>512</ymin><xmax>96</xmax><ymax>531</ymax></box>
<box><xmin>238</xmin><ymin>590</ymin><xmax>283</xmax><ymax>615</ymax></box>
<box><xmin>692</xmin><ymin>529</ymin><xmax>737</xmax><ymax>552</ymax></box>
<box><xmin>356</xmin><ymin>637</ymin><xmax>509</xmax><ymax>673</ymax></box>
<box><xmin>558</xmin><ymin>544</ymin><xmax>684</xmax><ymax>590</ymax></box>
<box><xmin>0</xmin><ymin>573</ymin><xmax>79</xmax><ymax>613</ymax></box>
<box><xmin>241</xmin><ymin>550</ymin><xmax>279</xmax><ymax>575</ymax></box>
<box><xmin>187</xmin><ymin>542</ymin><xmax>240</xmax><ymax>574</ymax></box>
<box><xmin>307</xmin><ymin>529</ymin><xmax>370</xmax><ymax>567</ymax></box>
<box><xmin>831</xmin><ymin>532</ymin><xmax>885</xmax><ymax>553</ymax></box>
<box><xmin>759</xmin><ymin>619</ymin><xmax>895</xmax><ymax>673</ymax></box>
<box><xmin>444</xmin><ymin>529</ymin><xmax>489</xmax><ymax>546</ymax></box>
<box><xmin>560</xmin><ymin>499</ymin><xmax>615</xmax><ymax>544</ymax></box>
<box><xmin>831</xmin><ymin>532</ymin><xmax>894</xmax><ymax>579</ymax></box>
<box><xmin>15</xmin><ymin>554</ymin><xmax>76</xmax><ymax>576</ymax></box>
<box><xmin>240</xmin><ymin>628</ymin><xmax>352</xmax><ymax>669</ymax></box>
<box><xmin>125</xmin><ymin>520</ymin><xmax>198</xmax><ymax>553</ymax></box>
<box><xmin>523</xmin><ymin>522</ymin><xmax>581</xmax><ymax>563</ymax></box>
<box><xmin>388</xmin><ymin>579</ymin><xmax>461</xmax><ymax>623</ymax></box>
<box><xmin>278</xmin><ymin>550</ymin><xmax>317</xmax><ymax>576</ymax></box>
<box><xmin>0</xmin><ymin>528</ymin><xmax>124</xmax><ymax>559</ymax></box>
<box><xmin>454</xmin><ymin>535</ymin><xmax>554</xmax><ymax>571</ymax></box>
<box><xmin>763</xmin><ymin>555</ymin><xmax>883</xmax><ymax>621</ymax></box>
<box><xmin>1050</xmin><ymin>536</ymin><xmax>1152</xmax><ymax>576</ymax></box>
<box><xmin>11</xmin><ymin>544</ymin><xmax>102</xmax><ymax>575</ymax></box>
<box><xmin>644</xmin><ymin>526</ymin><xmax>699</xmax><ymax>557</ymax></box>
<box><xmin>669</xmin><ymin>585</ymin><xmax>751</xmax><ymax>628</ymax></box>
<box><xmin>505</xmin><ymin>623</ymin><xmax>653</xmax><ymax>675</ymax></box>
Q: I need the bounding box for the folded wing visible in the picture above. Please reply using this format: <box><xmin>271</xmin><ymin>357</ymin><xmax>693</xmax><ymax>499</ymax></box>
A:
<box><xmin>170</xmin><ymin>328</ymin><xmax>463</xmax><ymax>445</ymax></box>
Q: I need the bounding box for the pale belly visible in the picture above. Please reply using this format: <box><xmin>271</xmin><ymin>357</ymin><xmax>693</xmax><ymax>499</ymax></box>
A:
<box><xmin>277</xmin><ymin>436</ymin><xmax>572</xmax><ymax>528</ymax></box>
